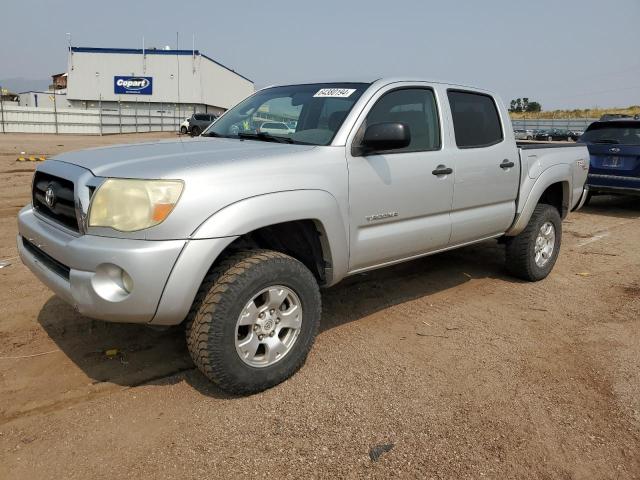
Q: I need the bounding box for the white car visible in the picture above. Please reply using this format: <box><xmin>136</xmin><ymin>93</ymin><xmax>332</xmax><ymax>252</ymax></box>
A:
<box><xmin>179</xmin><ymin>118</ymin><xmax>190</xmax><ymax>135</ymax></box>
<box><xmin>513</xmin><ymin>129</ymin><xmax>533</xmax><ymax>140</ymax></box>
<box><xmin>258</xmin><ymin>122</ymin><xmax>290</xmax><ymax>136</ymax></box>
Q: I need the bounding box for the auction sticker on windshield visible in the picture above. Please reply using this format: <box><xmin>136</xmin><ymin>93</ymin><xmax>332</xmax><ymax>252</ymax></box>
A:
<box><xmin>313</xmin><ymin>88</ymin><xmax>356</xmax><ymax>98</ymax></box>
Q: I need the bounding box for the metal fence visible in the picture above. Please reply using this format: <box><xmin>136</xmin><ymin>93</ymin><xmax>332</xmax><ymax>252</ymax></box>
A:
<box><xmin>0</xmin><ymin>100</ymin><xmax>602</xmax><ymax>136</ymax></box>
<box><xmin>511</xmin><ymin>118</ymin><xmax>597</xmax><ymax>132</ymax></box>
<box><xmin>0</xmin><ymin>102</ymin><xmax>197</xmax><ymax>135</ymax></box>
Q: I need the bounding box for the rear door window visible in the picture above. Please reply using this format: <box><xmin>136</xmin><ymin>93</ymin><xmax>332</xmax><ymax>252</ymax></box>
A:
<box><xmin>448</xmin><ymin>90</ymin><xmax>503</xmax><ymax>148</ymax></box>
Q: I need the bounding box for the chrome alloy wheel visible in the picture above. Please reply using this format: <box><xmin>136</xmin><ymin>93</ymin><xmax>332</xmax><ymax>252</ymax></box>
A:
<box><xmin>534</xmin><ymin>221</ymin><xmax>556</xmax><ymax>268</ymax></box>
<box><xmin>235</xmin><ymin>286</ymin><xmax>302</xmax><ymax>367</ymax></box>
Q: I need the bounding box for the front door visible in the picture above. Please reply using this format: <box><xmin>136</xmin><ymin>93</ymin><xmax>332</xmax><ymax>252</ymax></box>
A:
<box><xmin>346</xmin><ymin>86</ymin><xmax>455</xmax><ymax>271</ymax></box>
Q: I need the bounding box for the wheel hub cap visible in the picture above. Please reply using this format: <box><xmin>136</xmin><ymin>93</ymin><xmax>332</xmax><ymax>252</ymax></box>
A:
<box><xmin>235</xmin><ymin>286</ymin><xmax>302</xmax><ymax>368</ymax></box>
<box><xmin>534</xmin><ymin>221</ymin><xmax>556</xmax><ymax>268</ymax></box>
<box><xmin>256</xmin><ymin>315</ymin><xmax>275</xmax><ymax>335</ymax></box>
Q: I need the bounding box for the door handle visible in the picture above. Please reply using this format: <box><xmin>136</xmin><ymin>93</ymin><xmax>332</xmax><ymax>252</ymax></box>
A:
<box><xmin>500</xmin><ymin>159</ymin><xmax>515</xmax><ymax>169</ymax></box>
<box><xmin>432</xmin><ymin>165</ymin><xmax>453</xmax><ymax>176</ymax></box>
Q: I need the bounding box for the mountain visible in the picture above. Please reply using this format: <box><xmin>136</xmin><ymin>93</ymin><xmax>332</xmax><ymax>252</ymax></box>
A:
<box><xmin>0</xmin><ymin>77</ymin><xmax>51</xmax><ymax>93</ymax></box>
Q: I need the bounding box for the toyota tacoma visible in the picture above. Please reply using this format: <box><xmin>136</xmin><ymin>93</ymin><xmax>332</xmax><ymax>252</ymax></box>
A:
<box><xmin>18</xmin><ymin>79</ymin><xmax>590</xmax><ymax>393</ymax></box>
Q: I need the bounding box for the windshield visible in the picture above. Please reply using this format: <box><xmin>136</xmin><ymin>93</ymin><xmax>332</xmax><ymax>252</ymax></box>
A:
<box><xmin>203</xmin><ymin>83</ymin><xmax>369</xmax><ymax>145</ymax></box>
<box><xmin>580</xmin><ymin>122</ymin><xmax>640</xmax><ymax>145</ymax></box>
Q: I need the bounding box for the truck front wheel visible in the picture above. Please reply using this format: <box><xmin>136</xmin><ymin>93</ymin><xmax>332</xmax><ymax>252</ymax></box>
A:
<box><xmin>185</xmin><ymin>249</ymin><xmax>321</xmax><ymax>394</ymax></box>
<box><xmin>505</xmin><ymin>204</ymin><xmax>562</xmax><ymax>281</ymax></box>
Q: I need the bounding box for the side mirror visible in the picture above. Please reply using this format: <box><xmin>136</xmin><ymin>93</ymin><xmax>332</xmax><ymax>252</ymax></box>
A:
<box><xmin>353</xmin><ymin>122</ymin><xmax>411</xmax><ymax>156</ymax></box>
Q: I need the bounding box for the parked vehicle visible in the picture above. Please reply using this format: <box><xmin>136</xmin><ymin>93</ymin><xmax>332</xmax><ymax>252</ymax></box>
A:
<box><xmin>579</xmin><ymin>119</ymin><xmax>640</xmax><ymax>200</ymax></box>
<box><xmin>534</xmin><ymin>128</ymin><xmax>573</xmax><ymax>141</ymax></box>
<box><xmin>599</xmin><ymin>113</ymin><xmax>638</xmax><ymax>121</ymax></box>
<box><xmin>258</xmin><ymin>121</ymin><xmax>290</xmax><ymax>136</ymax></box>
<box><xmin>179</xmin><ymin>117</ymin><xmax>190</xmax><ymax>135</ymax></box>
<box><xmin>569</xmin><ymin>130</ymin><xmax>583</xmax><ymax>141</ymax></box>
<box><xmin>513</xmin><ymin>129</ymin><xmax>533</xmax><ymax>140</ymax></box>
<box><xmin>18</xmin><ymin>79</ymin><xmax>589</xmax><ymax>394</ymax></box>
<box><xmin>187</xmin><ymin>113</ymin><xmax>217</xmax><ymax>136</ymax></box>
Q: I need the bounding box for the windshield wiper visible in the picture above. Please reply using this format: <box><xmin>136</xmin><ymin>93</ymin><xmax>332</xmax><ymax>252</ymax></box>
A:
<box><xmin>237</xmin><ymin>132</ymin><xmax>294</xmax><ymax>144</ymax></box>
<box><xmin>592</xmin><ymin>138</ymin><xmax>620</xmax><ymax>144</ymax></box>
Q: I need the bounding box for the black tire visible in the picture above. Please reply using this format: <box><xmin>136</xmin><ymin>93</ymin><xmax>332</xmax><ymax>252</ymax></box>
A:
<box><xmin>185</xmin><ymin>249</ymin><xmax>321</xmax><ymax>394</ymax></box>
<box><xmin>191</xmin><ymin>126</ymin><xmax>202</xmax><ymax>136</ymax></box>
<box><xmin>180</xmin><ymin>126</ymin><xmax>187</xmax><ymax>134</ymax></box>
<box><xmin>505</xmin><ymin>204</ymin><xmax>562</xmax><ymax>281</ymax></box>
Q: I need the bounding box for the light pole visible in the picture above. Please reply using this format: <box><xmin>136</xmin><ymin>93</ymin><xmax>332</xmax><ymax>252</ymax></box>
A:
<box><xmin>0</xmin><ymin>84</ymin><xmax>5</xmax><ymax>134</ymax></box>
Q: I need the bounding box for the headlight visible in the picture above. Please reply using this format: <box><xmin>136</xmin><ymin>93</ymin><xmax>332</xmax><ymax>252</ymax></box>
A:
<box><xmin>89</xmin><ymin>179</ymin><xmax>183</xmax><ymax>232</ymax></box>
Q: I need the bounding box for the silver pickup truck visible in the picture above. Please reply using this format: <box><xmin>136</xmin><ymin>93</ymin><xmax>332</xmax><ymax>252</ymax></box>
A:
<box><xmin>18</xmin><ymin>79</ymin><xmax>589</xmax><ymax>393</ymax></box>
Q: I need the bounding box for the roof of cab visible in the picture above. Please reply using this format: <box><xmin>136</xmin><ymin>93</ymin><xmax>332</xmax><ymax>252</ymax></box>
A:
<box><xmin>258</xmin><ymin>77</ymin><xmax>495</xmax><ymax>95</ymax></box>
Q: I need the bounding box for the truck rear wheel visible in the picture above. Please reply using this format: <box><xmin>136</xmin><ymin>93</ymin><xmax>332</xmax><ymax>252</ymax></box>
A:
<box><xmin>505</xmin><ymin>204</ymin><xmax>562</xmax><ymax>281</ymax></box>
<box><xmin>185</xmin><ymin>249</ymin><xmax>321</xmax><ymax>394</ymax></box>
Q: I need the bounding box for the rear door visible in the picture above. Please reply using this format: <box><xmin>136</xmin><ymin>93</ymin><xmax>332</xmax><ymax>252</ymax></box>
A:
<box><xmin>346</xmin><ymin>84</ymin><xmax>454</xmax><ymax>271</ymax></box>
<box><xmin>446</xmin><ymin>90</ymin><xmax>520</xmax><ymax>244</ymax></box>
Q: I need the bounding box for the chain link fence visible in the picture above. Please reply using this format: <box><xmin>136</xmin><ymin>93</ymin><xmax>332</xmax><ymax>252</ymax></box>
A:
<box><xmin>0</xmin><ymin>98</ymin><xmax>602</xmax><ymax>137</ymax></box>
<box><xmin>511</xmin><ymin>118</ymin><xmax>597</xmax><ymax>132</ymax></box>
<box><xmin>0</xmin><ymin>102</ymin><xmax>196</xmax><ymax>135</ymax></box>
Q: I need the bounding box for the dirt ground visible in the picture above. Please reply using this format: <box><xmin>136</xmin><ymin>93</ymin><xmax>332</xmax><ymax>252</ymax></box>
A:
<box><xmin>0</xmin><ymin>133</ymin><xmax>639</xmax><ymax>479</ymax></box>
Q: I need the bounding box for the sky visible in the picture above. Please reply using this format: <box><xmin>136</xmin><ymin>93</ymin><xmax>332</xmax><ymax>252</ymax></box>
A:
<box><xmin>1</xmin><ymin>0</ymin><xmax>639</xmax><ymax>110</ymax></box>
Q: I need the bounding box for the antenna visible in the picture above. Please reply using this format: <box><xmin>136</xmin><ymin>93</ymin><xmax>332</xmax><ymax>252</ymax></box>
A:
<box><xmin>192</xmin><ymin>33</ymin><xmax>196</xmax><ymax>74</ymax></box>
<box><xmin>66</xmin><ymin>32</ymin><xmax>74</xmax><ymax>71</ymax></box>
<box><xmin>142</xmin><ymin>36</ymin><xmax>146</xmax><ymax>73</ymax></box>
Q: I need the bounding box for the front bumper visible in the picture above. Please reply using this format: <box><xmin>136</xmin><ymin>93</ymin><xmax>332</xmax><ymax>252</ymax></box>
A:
<box><xmin>18</xmin><ymin>205</ymin><xmax>185</xmax><ymax>323</ymax></box>
<box><xmin>17</xmin><ymin>205</ymin><xmax>236</xmax><ymax>325</ymax></box>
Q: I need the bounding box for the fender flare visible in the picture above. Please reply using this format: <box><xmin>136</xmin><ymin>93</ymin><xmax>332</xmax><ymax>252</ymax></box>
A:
<box><xmin>191</xmin><ymin>189</ymin><xmax>350</xmax><ymax>285</ymax></box>
<box><xmin>506</xmin><ymin>164</ymin><xmax>571</xmax><ymax>236</ymax></box>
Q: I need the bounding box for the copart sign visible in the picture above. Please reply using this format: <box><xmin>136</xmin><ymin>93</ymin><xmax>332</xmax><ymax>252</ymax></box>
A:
<box><xmin>114</xmin><ymin>76</ymin><xmax>153</xmax><ymax>95</ymax></box>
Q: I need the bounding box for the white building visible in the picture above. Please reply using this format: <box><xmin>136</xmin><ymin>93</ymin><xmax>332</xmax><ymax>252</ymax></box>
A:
<box><xmin>65</xmin><ymin>46</ymin><xmax>254</xmax><ymax>116</ymax></box>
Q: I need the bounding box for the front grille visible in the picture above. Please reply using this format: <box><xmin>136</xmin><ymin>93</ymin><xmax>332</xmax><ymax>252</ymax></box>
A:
<box><xmin>22</xmin><ymin>238</ymin><xmax>71</xmax><ymax>280</ymax></box>
<box><xmin>32</xmin><ymin>172</ymin><xmax>79</xmax><ymax>232</ymax></box>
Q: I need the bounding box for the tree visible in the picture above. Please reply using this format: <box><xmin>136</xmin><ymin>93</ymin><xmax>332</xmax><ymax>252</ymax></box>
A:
<box><xmin>526</xmin><ymin>101</ymin><xmax>542</xmax><ymax>112</ymax></box>
<box><xmin>509</xmin><ymin>98</ymin><xmax>542</xmax><ymax>113</ymax></box>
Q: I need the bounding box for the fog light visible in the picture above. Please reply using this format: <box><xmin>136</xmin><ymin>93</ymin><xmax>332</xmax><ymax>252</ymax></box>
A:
<box><xmin>91</xmin><ymin>264</ymin><xmax>133</xmax><ymax>302</ymax></box>
<box><xmin>122</xmin><ymin>270</ymin><xmax>134</xmax><ymax>293</ymax></box>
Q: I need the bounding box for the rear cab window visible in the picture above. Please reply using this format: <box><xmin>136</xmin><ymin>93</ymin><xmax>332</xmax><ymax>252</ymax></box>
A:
<box><xmin>448</xmin><ymin>90</ymin><xmax>503</xmax><ymax>148</ymax></box>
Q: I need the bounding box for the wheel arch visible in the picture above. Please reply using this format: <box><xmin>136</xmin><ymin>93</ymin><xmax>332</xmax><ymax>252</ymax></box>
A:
<box><xmin>152</xmin><ymin>190</ymin><xmax>349</xmax><ymax>326</ymax></box>
<box><xmin>506</xmin><ymin>166</ymin><xmax>571</xmax><ymax>236</ymax></box>
<box><xmin>191</xmin><ymin>190</ymin><xmax>349</xmax><ymax>285</ymax></box>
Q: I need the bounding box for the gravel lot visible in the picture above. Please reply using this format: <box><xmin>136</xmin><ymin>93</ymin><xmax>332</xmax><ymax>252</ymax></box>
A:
<box><xmin>0</xmin><ymin>133</ymin><xmax>639</xmax><ymax>479</ymax></box>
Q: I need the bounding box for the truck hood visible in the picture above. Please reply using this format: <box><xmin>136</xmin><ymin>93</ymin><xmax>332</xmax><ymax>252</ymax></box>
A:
<box><xmin>51</xmin><ymin>137</ymin><xmax>317</xmax><ymax>178</ymax></box>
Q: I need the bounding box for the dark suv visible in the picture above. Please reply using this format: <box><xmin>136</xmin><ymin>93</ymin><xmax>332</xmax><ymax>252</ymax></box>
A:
<box><xmin>188</xmin><ymin>113</ymin><xmax>218</xmax><ymax>136</ymax></box>
<box><xmin>580</xmin><ymin>119</ymin><xmax>640</xmax><ymax>201</ymax></box>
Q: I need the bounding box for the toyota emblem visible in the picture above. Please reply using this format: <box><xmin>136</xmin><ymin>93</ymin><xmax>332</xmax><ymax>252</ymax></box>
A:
<box><xmin>609</xmin><ymin>147</ymin><xmax>621</xmax><ymax>153</ymax></box>
<box><xmin>44</xmin><ymin>185</ymin><xmax>56</xmax><ymax>208</ymax></box>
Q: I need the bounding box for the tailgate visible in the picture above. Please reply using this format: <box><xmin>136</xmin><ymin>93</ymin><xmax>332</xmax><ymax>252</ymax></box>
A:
<box><xmin>587</xmin><ymin>144</ymin><xmax>640</xmax><ymax>177</ymax></box>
